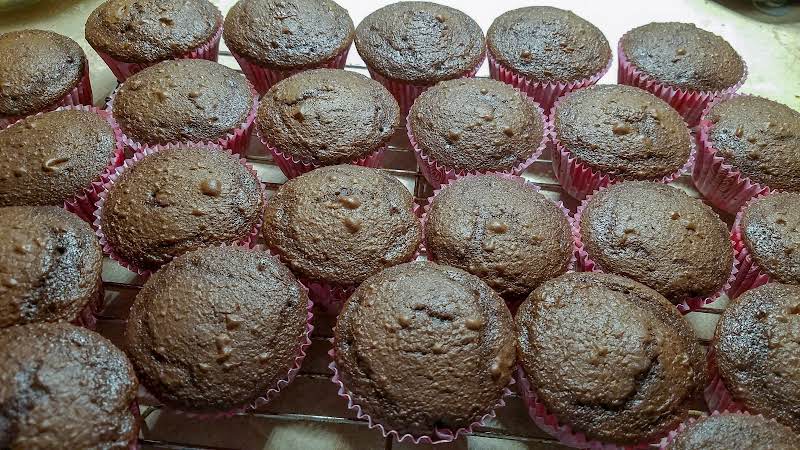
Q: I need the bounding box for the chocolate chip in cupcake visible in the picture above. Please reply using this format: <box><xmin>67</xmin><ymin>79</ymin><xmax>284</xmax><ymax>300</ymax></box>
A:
<box><xmin>0</xmin><ymin>206</ymin><xmax>102</xmax><ymax>328</ymax></box>
<box><xmin>553</xmin><ymin>84</ymin><xmax>692</xmax><ymax>181</ymax></box>
<box><xmin>0</xmin><ymin>109</ymin><xmax>118</xmax><ymax>207</ymax></box>
<box><xmin>100</xmin><ymin>146</ymin><xmax>263</xmax><ymax>272</ymax></box>
<box><xmin>0</xmin><ymin>323</ymin><xmax>139</xmax><ymax>449</ymax></box>
<box><xmin>85</xmin><ymin>0</ymin><xmax>222</xmax><ymax>64</ymax></box>
<box><xmin>666</xmin><ymin>413</ymin><xmax>799</xmax><ymax>450</ymax></box>
<box><xmin>712</xmin><ymin>282</ymin><xmax>800</xmax><ymax>433</ymax></box>
<box><xmin>355</xmin><ymin>1</ymin><xmax>485</xmax><ymax>85</ymax></box>
<box><xmin>0</xmin><ymin>30</ymin><xmax>88</xmax><ymax>119</ymax></box>
<box><xmin>334</xmin><ymin>261</ymin><xmax>516</xmax><ymax>437</ymax></box>
<box><xmin>257</xmin><ymin>69</ymin><xmax>399</xmax><ymax>166</ymax></box>
<box><xmin>487</xmin><ymin>6</ymin><xmax>611</xmax><ymax>85</ymax></box>
<box><xmin>223</xmin><ymin>0</ymin><xmax>353</xmax><ymax>82</ymax></box>
<box><xmin>621</xmin><ymin>23</ymin><xmax>744</xmax><ymax>93</ymax></box>
<box><xmin>705</xmin><ymin>96</ymin><xmax>800</xmax><ymax>192</ymax></box>
<box><xmin>579</xmin><ymin>181</ymin><xmax>733</xmax><ymax>304</ymax></box>
<box><xmin>111</xmin><ymin>59</ymin><xmax>253</xmax><ymax>146</ymax></box>
<box><xmin>739</xmin><ymin>192</ymin><xmax>800</xmax><ymax>285</ymax></box>
<box><xmin>409</xmin><ymin>78</ymin><xmax>545</xmax><ymax>173</ymax></box>
<box><xmin>263</xmin><ymin>165</ymin><xmax>421</xmax><ymax>286</ymax></box>
<box><xmin>425</xmin><ymin>175</ymin><xmax>572</xmax><ymax>302</ymax></box>
<box><xmin>126</xmin><ymin>246</ymin><xmax>309</xmax><ymax>413</ymax></box>
<box><xmin>516</xmin><ymin>272</ymin><xmax>706</xmax><ymax>446</ymax></box>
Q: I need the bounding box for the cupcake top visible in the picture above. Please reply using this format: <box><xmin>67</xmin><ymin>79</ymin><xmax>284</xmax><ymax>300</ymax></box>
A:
<box><xmin>101</xmin><ymin>146</ymin><xmax>263</xmax><ymax>271</ymax></box>
<box><xmin>0</xmin><ymin>207</ymin><xmax>102</xmax><ymax>328</ymax></box>
<box><xmin>425</xmin><ymin>175</ymin><xmax>573</xmax><ymax>300</ymax></box>
<box><xmin>0</xmin><ymin>109</ymin><xmax>118</xmax><ymax>206</ymax></box>
<box><xmin>112</xmin><ymin>59</ymin><xmax>253</xmax><ymax>145</ymax></box>
<box><xmin>554</xmin><ymin>84</ymin><xmax>692</xmax><ymax>180</ymax></box>
<box><xmin>706</xmin><ymin>96</ymin><xmax>800</xmax><ymax>191</ymax></box>
<box><xmin>516</xmin><ymin>272</ymin><xmax>705</xmax><ymax>445</ymax></box>
<box><xmin>334</xmin><ymin>261</ymin><xmax>516</xmax><ymax>436</ymax></box>
<box><xmin>126</xmin><ymin>246</ymin><xmax>308</xmax><ymax>412</ymax></box>
<box><xmin>621</xmin><ymin>22</ymin><xmax>745</xmax><ymax>92</ymax></box>
<box><xmin>85</xmin><ymin>0</ymin><xmax>222</xmax><ymax>63</ymax></box>
<box><xmin>0</xmin><ymin>30</ymin><xmax>87</xmax><ymax>117</ymax></box>
<box><xmin>355</xmin><ymin>1</ymin><xmax>485</xmax><ymax>84</ymax></box>
<box><xmin>0</xmin><ymin>323</ymin><xmax>138</xmax><ymax>449</ymax></box>
<box><xmin>740</xmin><ymin>192</ymin><xmax>800</xmax><ymax>285</ymax></box>
<box><xmin>409</xmin><ymin>78</ymin><xmax>544</xmax><ymax>172</ymax></box>
<box><xmin>487</xmin><ymin>6</ymin><xmax>611</xmax><ymax>83</ymax></box>
<box><xmin>223</xmin><ymin>0</ymin><xmax>354</xmax><ymax>70</ymax></box>
<box><xmin>666</xmin><ymin>414</ymin><xmax>799</xmax><ymax>450</ymax></box>
<box><xmin>580</xmin><ymin>182</ymin><xmax>732</xmax><ymax>303</ymax></box>
<box><xmin>713</xmin><ymin>283</ymin><xmax>800</xmax><ymax>433</ymax></box>
<box><xmin>257</xmin><ymin>69</ymin><xmax>399</xmax><ymax>165</ymax></box>
<box><xmin>263</xmin><ymin>165</ymin><xmax>421</xmax><ymax>285</ymax></box>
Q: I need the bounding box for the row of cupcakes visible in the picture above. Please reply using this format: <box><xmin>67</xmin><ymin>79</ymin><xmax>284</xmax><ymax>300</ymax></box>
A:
<box><xmin>1</xmin><ymin>204</ymin><xmax>798</xmax><ymax>448</ymax></box>
<box><xmin>2</xmin><ymin>0</ymin><xmax>749</xmax><ymax>128</ymax></box>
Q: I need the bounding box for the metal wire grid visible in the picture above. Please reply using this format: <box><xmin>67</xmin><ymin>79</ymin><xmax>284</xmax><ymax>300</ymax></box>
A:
<box><xmin>96</xmin><ymin>52</ymin><xmax>725</xmax><ymax>450</ymax></box>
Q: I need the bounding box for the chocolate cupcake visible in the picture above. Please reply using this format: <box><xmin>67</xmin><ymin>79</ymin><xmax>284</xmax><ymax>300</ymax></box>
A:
<box><xmin>709</xmin><ymin>283</ymin><xmax>800</xmax><ymax>433</ymax></box>
<box><xmin>355</xmin><ymin>1</ymin><xmax>485</xmax><ymax>114</ymax></box>
<box><xmin>728</xmin><ymin>192</ymin><xmax>800</xmax><ymax>298</ymax></box>
<box><xmin>665</xmin><ymin>413</ymin><xmax>799</xmax><ymax>450</ymax></box>
<box><xmin>694</xmin><ymin>95</ymin><xmax>800</xmax><ymax>214</ymax></box>
<box><xmin>98</xmin><ymin>145</ymin><xmax>264</xmax><ymax>274</ymax></box>
<box><xmin>223</xmin><ymin>0</ymin><xmax>354</xmax><ymax>95</ymax></box>
<box><xmin>0</xmin><ymin>30</ymin><xmax>91</xmax><ymax>127</ymax></box>
<box><xmin>487</xmin><ymin>6</ymin><xmax>611</xmax><ymax>112</ymax></box>
<box><xmin>408</xmin><ymin>78</ymin><xmax>546</xmax><ymax>188</ymax></box>
<box><xmin>0</xmin><ymin>322</ymin><xmax>139</xmax><ymax>449</ymax></box>
<box><xmin>263</xmin><ymin>165</ymin><xmax>420</xmax><ymax>300</ymax></box>
<box><xmin>0</xmin><ymin>207</ymin><xmax>102</xmax><ymax>328</ymax></box>
<box><xmin>424</xmin><ymin>175</ymin><xmax>573</xmax><ymax>302</ymax></box>
<box><xmin>577</xmin><ymin>181</ymin><xmax>733</xmax><ymax>311</ymax></box>
<box><xmin>0</xmin><ymin>108</ymin><xmax>122</xmax><ymax>220</ymax></box>
<box><xmin>332</xmin><ymin>261</ymin><xmax>516</xmax><ymax>442</ymax></box>
<box><xmin>85</xmin><ymin>0</ymin><xmax>223</xmax><ymax>81</ymax></box>
<box><xmin>110</xmin><ymin>59</ymin><xmax>255</xmax><ymax>153</ymax></box>
<box><xmin>619</xmin><ymin>23</ymin><xmax>746</xmax><ymax>126</ymax></box>
<box><xmin>126</xmin><ymin>246</ymin><xmax>310</xmax><ymax>413</ymax></box>
<box><xmin>516</xmin><ymin>272</ymin><xmax>705</xmax><ymax>447</ymax></box>
<box><xmin>256</xmin><ymin>69</ymin><xmax>399</xmax><ymax>178</ymax></box>
<box><xmin>552</xmin><ymin>84</ymin><xmax>693</xmax><ymax>199</ymax></box>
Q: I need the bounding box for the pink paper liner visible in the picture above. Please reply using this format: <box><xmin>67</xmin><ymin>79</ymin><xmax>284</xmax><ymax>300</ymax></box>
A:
<box><xmin>726</xmin><ymin>193</ymin><xmax>776</xmax><ymax>299</ymax></box>
<box><xmin>517</xmin><ymin>367</ymin><xmax>663</xmax><ymax>449</ymax></box>
<box><xmin>94</xmin><ymin>20</ymin><xmax>223</xmax><ymax>82</ymax></box>
<box><xmin>137</xmin><ymin>289</ymin><xmax>315</xmax><ymax>420</ymax></box>
<box><xmin>328</xmin><ymin>343</ymin><xmax>514</xmax><ymax>444</ymax></box>
<box><xmin>417</xmin><ymin>173</ymin><xmax>577</xmax><ymax>308</ymax></box>
<box><xmin>369</xmin><ymin>53</ymin><xmax>485</xmax><ymax>117</ymax></box>
<box><xmin>617</xmin><ymin>39</ymin><xmax>747</xmax><ymax>127</ymax></box>
<box><xmin>231</xmin><ymin>47</ymin><xmax>350</xmax><ymax>96</ymax></box>
<box><xmin>703</xmin><ymin>346</ymin><xmax>745</xmax><ymax>415</ymax></box>
<box><xmin>92</xmin><ymin>144</ymin><xmax>265</xmax><ymax>277</ymax></box>
<box><xmin>257</xmin><ymin>128</ymin><xmax>386</xmax><ymax>179</ymax></box>
<box><xmin>487</xmin><ymin>48</ymin><xmax>612</xmax><ymax>115</ymax></box>
<box><xmin>656</xmin><ymin>411</ymin><xmax>774</xmax><ymax>449</ymax></box>
<box><xmin>572</xmin><ymin>187</ymin><xmax>737</xmax><ymax>314</ymax></box>
<box><xmin>691</xmin><ymin>94</ymin><xmax>771</xmax><ymax>215</ymax></box>
<box><xmin>407</xmin><ymin>91</ymin><xmax>550</xmax><ymax>189</ymax></box>
<box><xmin>0</xmin><ymin>64</ymin><xmax>93</xmax><ymax>129</ymax></box>
<box><xmin>550</xmin><ymin>95</ymin><xmax>696</xmax><ymax>200</ymax></box>
<box><xmin>107</xmin><ymin>78</ymin><xmax>259</xmax><ymax>156</ymax></box>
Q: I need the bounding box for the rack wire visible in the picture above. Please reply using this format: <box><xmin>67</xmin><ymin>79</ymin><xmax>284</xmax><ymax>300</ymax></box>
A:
<box><xmin>95</xmin><ymin>51</ymin><xmax>726</xmax><ymax>450</ymax></box>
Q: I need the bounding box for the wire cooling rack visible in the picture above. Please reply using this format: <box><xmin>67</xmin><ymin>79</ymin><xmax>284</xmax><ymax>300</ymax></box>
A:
<box><xmin>94</xmin><ymin>51</ymin><xmax>726</xmax><ymax>450</ymax></box>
